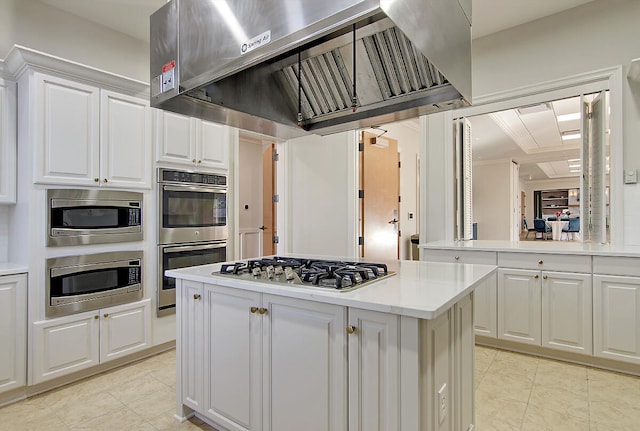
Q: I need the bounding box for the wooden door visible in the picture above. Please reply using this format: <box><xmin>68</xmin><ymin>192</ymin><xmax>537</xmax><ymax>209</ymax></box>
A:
<box><xmin>360</xmin><ymin>132</ymin><xmax>399</xmax><ymax>260</ymax></box>
<box><xmin>262</xmin><ymin>144</ymin><xmax>276</xmax><ymax>256</ymax></box>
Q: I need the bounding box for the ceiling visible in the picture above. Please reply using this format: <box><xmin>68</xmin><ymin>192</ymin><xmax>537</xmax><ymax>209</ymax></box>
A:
<box><xmin>37</xmin><ymin>0</ymin><xmax>600</xmax><ymax>181</ymax></box>
<box><xmin>38</xmin><ymin>0</ymin><xmax>598</xmax><ymax>43</ymax></box>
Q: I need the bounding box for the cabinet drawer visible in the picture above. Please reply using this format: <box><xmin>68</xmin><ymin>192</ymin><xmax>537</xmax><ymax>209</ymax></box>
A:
<box><xmin>421</xmin><ymin>249</ymin><xmax>497</xmax><ymax>265</ymax></box>
<box><xmin>498</xmin><ymin>252</ymin><xmax>591</xmax><ymax>273</ymax></box>
<box><xmin>593</xmin><ymin>256</ymin><xmax>640</xmax><ymax>277</ymax></box>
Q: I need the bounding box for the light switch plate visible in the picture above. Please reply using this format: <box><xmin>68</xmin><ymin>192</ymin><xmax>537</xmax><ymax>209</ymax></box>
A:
<box><xmin>625</xmin><ymin>169</ymin><xmax>638</xmax><ymax>184</ymax></box>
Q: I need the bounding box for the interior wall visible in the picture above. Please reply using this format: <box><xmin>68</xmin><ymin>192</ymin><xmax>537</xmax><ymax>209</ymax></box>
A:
<box><xmin>285</xmin><ymin>132</ymin><xmax>357</xmax><ymax>258</ymax></box>
<box><xmin>471</xmin><ymin>0</ymin><xmax>640</xmax><ymax>245</ymax></box>
<box><xmin>0</xmin><ymin>0</ymin><xmax>149</xmax><ymax>83</ymax></box>
<box><xmin>473</xmin><ymin>161</ymin><xmax>512</xmax><ymax>240</ymax></box>
<box><xmin>238</xmin><ymin>140</ymin><xmax>264</xmax><ymax>230</ymax></box>
<box><xmin>375</xmin><ymin>121</ymin><xmax>420</xmax><ymax>259</ymax></box>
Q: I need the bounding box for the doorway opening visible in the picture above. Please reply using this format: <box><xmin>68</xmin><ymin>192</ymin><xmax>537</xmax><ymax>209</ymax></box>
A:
<box><xmin>238</xmin><ymin>132</ymin><xmax>279</xmax><ymax>259</ymax></box>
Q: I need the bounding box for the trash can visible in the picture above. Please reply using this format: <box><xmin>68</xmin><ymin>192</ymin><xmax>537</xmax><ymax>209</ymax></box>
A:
<box><xmin>410</xmin><ymin>234</ymin><xmax>420</xmax><ymax>260</ymax></box>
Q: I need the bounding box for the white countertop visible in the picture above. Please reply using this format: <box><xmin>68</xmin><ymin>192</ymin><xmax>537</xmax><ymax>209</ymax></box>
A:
<box><xmin>0</xmin><ymin>262</ymin><xmax>28</xmax><ymax>276</ymax></box>
<box><xmin>420</xmin><ymin>240</ymin><xmax>640</xmax><ymax>257</ymax></box>
<box><xmin>166</xmin><ymin>259</ymin><xmax>496</xmax><ymax>320</ymax></box>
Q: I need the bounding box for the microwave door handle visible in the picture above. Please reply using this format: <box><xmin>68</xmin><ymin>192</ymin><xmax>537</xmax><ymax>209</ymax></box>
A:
<box><xmin>50</xmin><ymin>260</ymin><xmax>140</xmax><ymax>277</ymax></box>
<box><xmin>162</xmin><ymin>185</ymin><xmax>227</xmax><ymax>194</ymax></box>
<box><xmin>51</xmin><ymin>199</ymin><xmax>141</xmax><ymax>208</ymax></box>
<box><xmin>164</xmin><ymin>242</ymin><xmax>227</xmax><ymax>253</ymax></box>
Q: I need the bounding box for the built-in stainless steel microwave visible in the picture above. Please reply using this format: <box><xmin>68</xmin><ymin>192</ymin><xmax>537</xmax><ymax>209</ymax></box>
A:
<box><xmin>46</xmin><ymin>251</ymin><xmax>143</xmax><ymax>318</ymax></box>
<box><xmin>47</xmin><ymin>189</ymin><xmax>143</xmax><ymax>246</ymax></box>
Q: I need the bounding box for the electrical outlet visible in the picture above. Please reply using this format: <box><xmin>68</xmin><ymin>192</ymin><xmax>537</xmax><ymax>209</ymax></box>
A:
<box><xmin>438</xmin><ymin>383</ymin><xmax>448</xmax><ymax>424</ymax></box>
<box><xmin>408</xmin><ymin>212</ymin><xmax>414</xmax><ymax>220</ymax></box>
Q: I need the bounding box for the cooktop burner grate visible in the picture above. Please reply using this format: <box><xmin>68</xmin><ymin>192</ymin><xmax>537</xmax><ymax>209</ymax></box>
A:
<box><xmin>217</xmin><ymin>256</ymin><xmax>394</xmax><ymax>291</ymax></box>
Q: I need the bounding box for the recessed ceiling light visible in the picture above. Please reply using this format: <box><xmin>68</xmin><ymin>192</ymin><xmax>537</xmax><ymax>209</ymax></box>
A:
<box><xmin>517</xmin><ymin>103</ymin><xmax>551</xmax><ymax>115</ymax></box>
<box><xmin>557</xmin><ymin>113</ymin><xmax>581</xmax><ymax>122</ymax></box>
<box><xmin>562</xmin><ymin>132</ymin><xmax>581</xmax><ymax>141</ymax></box>
<box><xmin>567</xmin><ymin>158</ymin><xmax>580</xmax><ymax>163</ymax></box>
<box><xmin>568</xmin><ymin>164</ymin><xmax>581</xmax><ymax>168</ymax></box>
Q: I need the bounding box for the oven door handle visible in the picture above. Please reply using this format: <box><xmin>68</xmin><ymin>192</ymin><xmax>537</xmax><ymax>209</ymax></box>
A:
<box><xmin>163</xmin><ymin>242</ymin><xmax>227</xmax><ymax>253</ymax></box>
<box><xmin>162</xmin><ymin>185</ymin><xmax>227</xmax><ymax>193</ymax></box>
<box><xmin>51</xmin><ymin>260</ymin><xmax>140</xmax><ymax>277</ymax></box>
<box><xmin>51</xmin><ymin>199</ymin><xmax>141</xmax><ymax>208</ymax></box>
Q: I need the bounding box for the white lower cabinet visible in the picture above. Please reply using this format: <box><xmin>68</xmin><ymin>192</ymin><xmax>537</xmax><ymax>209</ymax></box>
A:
<box><xmin>542</xmin><ymin>272</ymin><xmax>592</xmax><ymax>354</ymax></box>
<box><xmin>180</xmin><ymin>282</ymin><xmax>347</xmax><ymax>431</ymax></box>
<box><xmin>32</xmin><ymin>299</ymin><xmax>151</xmax><ymax>384</ymax></box>
<box><xmin>348</xmin><ymin>308</ymin><xmax>400</xmax><ymax>431</ymax></box>
<box><xmin>178</xmin><ymin>281</ymin><xmax>472</xmax><ymax>431</ymax></box>
<box><xmin>593</xmin><ymin>274</ymin><xmax>640</xmax><ymax>364</ymax></box>
<box><xmin>0</xmin><ymin>274</ymin><xmax>27</xmax><ymax>394</ymax></box>
<box><xmin>498</xmin><ymin>268</ymin><xmax>542</xmax><ymax>346</ymax></box>
<box><xmin>498</xmin><ymin>267</ymin><xmax>592</xmax><ymax>353</ymax></box>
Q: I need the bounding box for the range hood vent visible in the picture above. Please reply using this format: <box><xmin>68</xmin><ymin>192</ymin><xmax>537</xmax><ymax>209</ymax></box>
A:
<box><xmin>151</xmin><ymin>0</ymin><xmax>471</xmax><ymax>139</ymax></box>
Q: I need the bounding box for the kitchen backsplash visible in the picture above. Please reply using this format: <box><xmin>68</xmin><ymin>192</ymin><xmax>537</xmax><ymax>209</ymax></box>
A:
<box><xmin>0</xmin><ymin>206</ymin><xmax>8</xmax><ymax>261</ymax></box>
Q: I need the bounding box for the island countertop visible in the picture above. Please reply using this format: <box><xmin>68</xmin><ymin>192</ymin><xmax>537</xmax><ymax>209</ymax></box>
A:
<box><xmin>420</xmin><ymin>240</ymin><xmax>640</xmax><ymax>257</ymax></box>
<box><xmin>166</xmin><ymin>259</ymin><xmax>496</xmax><ymax>320</ymax></box>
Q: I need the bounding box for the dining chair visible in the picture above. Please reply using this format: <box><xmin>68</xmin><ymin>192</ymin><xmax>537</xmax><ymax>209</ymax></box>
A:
<box><xmin>562</xmin><ymin>217</ymin><xmax>580</xmax><ymax>240</ymax></box>
<box><xmin>522</xmin><ymin>218</ymin><xmax>536</xmax><ymax>239</ymax></box>
<box><xmin>547</xmin><ymin>216</ymin><xmax>557</xmax><ymax>221</ymax></box>
<box><xmin>534</xmin><ymin>218</ymin><xmax>551</xmax><ymax>240</ymax></box>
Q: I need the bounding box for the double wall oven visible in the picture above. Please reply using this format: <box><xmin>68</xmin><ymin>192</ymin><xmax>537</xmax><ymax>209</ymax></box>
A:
<box><xmin>157</xmin><ymin>168</ymin><xmax>228</xmax><ymax>316</ymax></box>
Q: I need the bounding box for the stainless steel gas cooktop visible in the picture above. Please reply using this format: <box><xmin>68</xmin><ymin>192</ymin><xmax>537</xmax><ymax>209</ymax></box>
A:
<box><xmin>215</xmin><ymin>256</ymin><xmax>395</xmax><ymax>292</ymax></box>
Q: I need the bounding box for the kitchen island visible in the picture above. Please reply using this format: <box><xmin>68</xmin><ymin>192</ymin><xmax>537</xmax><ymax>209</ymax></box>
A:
<box><xmin>167</xmin><ymin>258</ymin><xmax>496</xmax><ymax>431</ymax></box>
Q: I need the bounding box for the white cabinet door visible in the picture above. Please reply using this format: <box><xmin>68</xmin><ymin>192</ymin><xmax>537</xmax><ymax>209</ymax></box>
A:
<box><xmin>204</xmin><ymin>285</ymin><xmax>262</xmax><ymax>431</ymax></box>
<box><xmin>263</xmin><ymin>294</ymin><xmax>347</xmax><ymax>431</ymax></box>
<box><xmin>198</xmin><ymin>120</ymin><xmax>229</xmax><ymax>171</ymax></box>
<box><xmin>593</xmin><ymin>275</ymin><xmax>640</xmax><ymax>364</ymax></box>
<box><xmin>155</xmin><ymin>110</ymin><xmax>196</xmax><ymax>165</ymax></box>
<box><xmin>348</xmin><ymin>308</ymin><xmax>400</xmax><ymax>431</ymax></box>
<box><xmin>34</xmin><ymin>72</ymin><xmax>100</xmax><ymax>186</ymax></box>
<box><xmin>100</xmin><ymin>91</ymin><xmax>151</xmax><ymax>188</ymax></box>
<box><xmin>0</xmin><ymin>78</ymin><xmax>17</xmax><ymax>203</ymax></box>
<box><xmin>473</xmin><ymin>271</ymin><xmax>497</xmax><ymax>338</ymax></box>
<box><xmin>99</xmin><ymin>298</ymin><xmax>151</xmax><ymax>362</ymax></box>
<box><xmin>180</xmin><ymin>280</ymin><xmax>205</xmax><ymax>411</ymax></box>
<box><xmin>0</xmin><ymin>274</ymin><xmax>26</xmax><ymax>393</ymax></box>
<box><xmin>32</xmin><ymin>311</ymin><xmax>100</xmax><ymax>384</ymax></box>
<box><xmin>497</xmin><ymin>268</ymin><xmax>541</xmax><ymax>346</ymax></box>
<box><xmin>542</xmin><ymin>272</ymin><xmax>592</xmax><ymax>354</ymax></box>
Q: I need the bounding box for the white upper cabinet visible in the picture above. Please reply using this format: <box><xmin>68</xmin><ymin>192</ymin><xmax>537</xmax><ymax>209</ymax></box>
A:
<box><xmin>0</xmin><ymin>77</ymin><xmax>17</xmax><ymax>203</ymax></box>
<box><xmin>100</xmin><ymin>90</ymin><xmax>151</xmax><ymax>188</ymax></box>
<box><xmin>30</xmin><ymin>72</ymin><xmax>151</xmax><ymax>188</ymax></box>
<box><xmin>155</xmin><ymin>109</ymin><xmax>229</xmax><ymax>172</ymax></box>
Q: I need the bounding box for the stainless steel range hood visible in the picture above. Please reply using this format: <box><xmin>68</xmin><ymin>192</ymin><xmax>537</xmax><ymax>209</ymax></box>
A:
<box><xmin>150</xmin><ymin>0</ymin><xmax>471</xmax><ymax>139</ymax></box>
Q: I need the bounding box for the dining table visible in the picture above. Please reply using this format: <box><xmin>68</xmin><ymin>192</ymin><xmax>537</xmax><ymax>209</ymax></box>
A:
<box><xmin>546</xmin><ymin>219</ymin><xmax>569</xmax><ymax>240</ymax></box>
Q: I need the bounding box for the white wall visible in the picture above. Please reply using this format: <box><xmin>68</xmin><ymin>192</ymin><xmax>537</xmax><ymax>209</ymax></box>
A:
<box><xmin>473</xmin><ymin>161</ymin><xmax>512</xmax><ymax>240</ymax></box>
<box><xmin>470</xmin><ymin>0</ymin><xmax>640</xmax><ymax>245</ymax></box>
<box><xmin>0</xmin><ymin>0</ymin><xmax>149</xmax><ymax>82</ymax></box>
<box><xmin>284</xmin><ymin>132</ymin><xmax>357</xmax><ymax>258</ymax></box>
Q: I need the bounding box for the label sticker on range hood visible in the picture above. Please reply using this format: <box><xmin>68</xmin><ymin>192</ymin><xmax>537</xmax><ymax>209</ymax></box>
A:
<box><xmin>241</xmin><ymin>30</ymin><xmax>271</xmax><ymax>55</ymax></box>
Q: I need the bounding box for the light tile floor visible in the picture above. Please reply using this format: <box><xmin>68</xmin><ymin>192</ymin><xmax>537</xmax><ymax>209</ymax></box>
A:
<box><xmin>1</xmin><ymin>346</ymin><xmax>639</xmax><ymax>430</ymax></box>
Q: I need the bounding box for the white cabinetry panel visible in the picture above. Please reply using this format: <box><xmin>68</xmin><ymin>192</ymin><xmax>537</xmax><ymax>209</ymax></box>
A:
<box><xmin>542</xmin><ymin>272</ymin><xmax>592</xmax><ymax>354</ymax></box>
<box><xmin>34</xmin><ymin>72</ymin><xmax>100</xmax><ymax>185</ymax></box>
<box><xmin>593</xmin><ymin>275</ymin><xmax>640</xmax><ymax>364</ymax></box>
<box><xmin>263</xmin><ymin>294</ymin><xmax>347</xmax><ymax>431</ymax></box>
<box><xmin>181</xmin><ymin>281</ymin><xmax>204</xmax><ymax>412</ymax></box>
<box><xmin>100</xmin><ymin>90</ymin><xmax>151</xmax><ymax>188</ymax></box>
<box><xmin>348</xmin><ymin>308</ymin><xmax>400</xmax><ymax>431</ymax></box>
<box><xmin>497</xmin><ymin>268</ymin><xmax>541</xmax><ymax>345</ymax></box>
<box><xmin>199</xmin><ymin>120</ymin><xmax>228</xmax><ymax>170</ymax></box>
<box><xmin>32</xmin><ymin>299</ymin><xmax>151</xmax><ymax>384</ymax></box>
<box><xmin>0</xmin><ymin>274</ymin><xmax>26</xmax><ymax>393</ymax></box>
<box><xmin>0</xmin><ymin>78</ymin><xmax>17</xmax><ymax>203</ymax></box>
